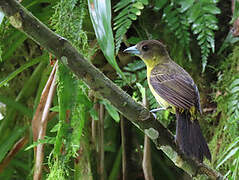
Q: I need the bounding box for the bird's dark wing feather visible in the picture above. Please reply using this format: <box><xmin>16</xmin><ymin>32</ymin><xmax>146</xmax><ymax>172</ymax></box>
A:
<box><xmin>150</xmin><ymin>72</ymin><xmax>199</xmax><ymax>110</ymax></box>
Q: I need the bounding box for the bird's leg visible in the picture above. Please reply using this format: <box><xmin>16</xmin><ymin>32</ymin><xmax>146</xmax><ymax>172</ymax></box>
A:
<box><xmin>150</xmin><ymin>108</ymin><xmax>166</xmax><ymax>113</ymax></box>
<box><xmin>150</xmin><ymin>108</ymin><xmax>166</xmax><ymax>119</ymax></box>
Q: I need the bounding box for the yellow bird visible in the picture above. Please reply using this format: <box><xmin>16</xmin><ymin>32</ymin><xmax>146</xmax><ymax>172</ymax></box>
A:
<box><xmin>124</xmin><ymin>40</ymin><xmax>211</xmax><ymax>162</ymax></box>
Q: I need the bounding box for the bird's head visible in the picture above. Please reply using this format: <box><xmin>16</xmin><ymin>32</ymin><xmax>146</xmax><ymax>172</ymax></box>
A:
<box><xmin>124</xmin><ymin>40</ymin><xmax>168</xmax><ymax>66</ymax></box>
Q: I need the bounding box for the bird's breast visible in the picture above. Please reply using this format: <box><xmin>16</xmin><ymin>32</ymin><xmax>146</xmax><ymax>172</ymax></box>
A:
<box><xmin>147</xmin><ymin>66</ymin><xmax>170</xmax><ymax>109</ymax></box>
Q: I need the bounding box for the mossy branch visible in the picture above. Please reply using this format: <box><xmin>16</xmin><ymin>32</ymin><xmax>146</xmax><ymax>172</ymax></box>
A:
<box><xmin>0</xmin><ymin>0</ymin><xmax>223</xmax><ymax>179</ymax></box>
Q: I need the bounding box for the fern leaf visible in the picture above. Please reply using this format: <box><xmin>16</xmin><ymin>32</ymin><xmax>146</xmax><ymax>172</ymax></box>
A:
<box><xmin>113</xmin><ymin>0</ymin><xmax>148</xmax><ymax>54</ymax></box>
<box><xmin>189</xmin><ymin>0</ymin><xmax>220</xmax><ymax>72</ymax></box>
<box><xmin>227</xmin><ymin>77</ymin><xmax>239</xmax><ymax>123</ymax></box>
<box><xmin>162</xmin><ymin>2</ymin><xmax>191</xmax><ymax>60</ymax></box>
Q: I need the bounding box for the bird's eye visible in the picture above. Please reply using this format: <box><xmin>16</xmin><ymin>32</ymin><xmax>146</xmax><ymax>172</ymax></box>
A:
<box><xmin>142</xmin><ymin>45</ymin><xmax>149</xmax><ymax>51</ymax></box>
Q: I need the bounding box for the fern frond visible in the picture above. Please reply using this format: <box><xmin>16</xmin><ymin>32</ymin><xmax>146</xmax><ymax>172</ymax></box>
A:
<box><xmin>113</xmin><ymin>0</ymin><xmax>148</xmax><ymax>54</ymax></box>
<box><xmin>189</xmin><ymin>0</ymin><xmax>220</xmax><ymax>71</ymax></box>
<box><xmin>227</xmin><ymin>77</ymin><xmax>239</xmax><ymax>124</ymax></box>
<box><xmin>162</xmin><ymin>2</ymin><xmax>191</xmax><ymax>60</ymax></box>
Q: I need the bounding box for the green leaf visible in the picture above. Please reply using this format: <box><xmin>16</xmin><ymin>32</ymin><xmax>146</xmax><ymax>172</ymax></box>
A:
<box><xmin>0</xmin><ymin>54</ymin><xmax>44</xmax><ymax>88</ymax></box>
<box><xmin>204</xmin><ymin>14</ymin><xmax>218</xmax><ymax>24</ymax></box>
<box><xmin>114</xmin><ymin>15</ymin><xmax>129</xmax><ymax>26</ymax></box>
<box><xmin>207</xmin><ymin>35</ymin><xmax>215</xmax><ymax>52</ymax></box>
<box><xmin>114</xmin><ymin>0</ymin><xmax>131</xmax><ymax>12</ymax></box>
<box><xmin>230</xmin><ymin>86</ymin><xmax>239</xmax><ymax>93</ymax></box>
<box><xmin>101</xmin><ymin>100</ymin><xmax>120</xmax><ymax>123</ymax></box>
<box><xmin>230</xmin><ymin>79</ymin><xmax>239</xmax><ymax>88</ymax></box>
<box><xmin>128</xmin><ymin>13</ymin><xmax>137</xmax><ymax>20</ymax></box>
<box><xmin>50</xmin><ymin>106</ymin><xmax>59</xmax><ymax>112</ymax></box>
<box><xmin>114</xmin><ymin>6</ymin><xmax>131</xmax><ymax>21</ymax></box>
<box><xmin>25</xmin><ymin>136</ymin><xmax>55</xmax><ymax>151</ymax></box>
<box><xmin>154</xmin><ymin>0</ymin><xmax>168</xmax><ymax>10</ymax></box>
<box><xmin>0</xmin><ymin>126</ymin><xmax>26</xmax><ymax>162</ymax></box>
<box><xmin>136</xmin><ymin>83</ymin><xmax>146</xmax><ymax>100</ymax></box>
<box><xmin>208</xmin><ymin>23</ymin><xmax>219</xmax><ymax>30</ymax></box>
<box><xmin>132</xmin><ymin>2</ymin><xmax>144</xmax><ymax>9</ymax></box>
<box><xmin>202</xmin><ymin>56</ymin><xmax>208</xmax><ymax>73</ymax></box>
<box><xmin>130</xmin><ymin>7</ymin><xmax>142</xmax><ymax>16</ymax></box>
<box><xmin>114</xmin><ymin>18</ymin><xmax>131</xmax><ymax>30</ymax></box>
<box><xmin>188</xmin><ymin>3</ymin><xmax>201</xmax><ymax>23</ymax></box>
<box><xmin>217</xmin><ymin>147</ymin><xmax>239</xmax><ymax>169</ymax></box>
<box><xmin>88</xmin><ymin>0</ymin><xmax>125</xmax><ymax>79</ymax></box>
<box><xmin>50</xmin><ymin>123</ymin><xmax>60</xmax><ymax>133</ymax></box>
<box><xmin>0</xmin><ymin>95</ymin><xmax>32</xmax><ymax>117</ymax></box>
<box><xmin>177</xmin><ymin>0</ymin><xmax>195</xmax><ymax>13</ymax></box>
<box><xmin>2</xmin><ymin>32</ymin><xmax>27</xmax><ymax>61</ymax></box>
<box><xmin>89</xmin><ymin>107</ymin><xmax>99</xmax><ymax>121</ymax></box>
<box><xmin>124</xmin><ymin>60</ymin><xmax>145</xmax><ymax>71</ymax></box>
<box><xmin>202</xmin><ymin>4</ymin><xmax>221</xmax><ymax>14</ymax></box>
<box><xmin>192</xmin><ymin>22</ymin><xmax>203</xmax><ymax>34</ymax></box>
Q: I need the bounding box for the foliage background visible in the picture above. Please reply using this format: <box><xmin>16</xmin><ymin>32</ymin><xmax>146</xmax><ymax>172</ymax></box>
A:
<box><xmin>0</xmin><ymin>0</ymin><xmax>238</xmax><ymax>179</ymax></box>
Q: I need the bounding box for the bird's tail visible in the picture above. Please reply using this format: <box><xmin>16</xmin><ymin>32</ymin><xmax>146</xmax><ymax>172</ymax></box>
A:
<box><xmin>175</xmin><ymin>109</ymin><xmax>211</xmax><ymax>162</ymax></box>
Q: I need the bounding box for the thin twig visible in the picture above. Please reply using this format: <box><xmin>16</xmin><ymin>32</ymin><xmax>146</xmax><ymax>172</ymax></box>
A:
<box><xmin>92</xmin><ymin>97</ymin><xmax>97</xmax><ymax>148</ymax></box>
<box><xmin>232</xmin><ymin>0</ymin><xmax>239</xmax><ymax>36</ymax></box>
<box><xmin>99</xmin><ymin>103</ymin><xmax>104</xmax><ymax>180</ymax></box>
<box><xmin>120</xmin><ymin>115</ymin><xmax>127</xmax><ymax>180</ymax></box>
<box><xmin>143</xmin><ymin>136</ymin><xmax>154</xmax><ymax>180</ymax></box>
<box><xmin>142</xmin><ymin>92</ymin><xmax>154</xmax><ymax>180</ymax></box>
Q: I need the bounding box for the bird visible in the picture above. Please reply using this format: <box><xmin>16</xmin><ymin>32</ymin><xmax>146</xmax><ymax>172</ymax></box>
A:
<box><xmin>124</xmin><ymin>40</ymin><xmax>211</xmax><ymax>162</ymax></box>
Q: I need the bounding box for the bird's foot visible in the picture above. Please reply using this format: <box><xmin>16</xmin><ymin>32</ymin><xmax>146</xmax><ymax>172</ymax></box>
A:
<box><xmin>174</xmin><ymin>135</ymin><xmax>177</xmax><ymax>145</ymax></box>
<box><xmin>150</xmin><ymin>108</ymin><xmax>166</xmax><ymax>119</ymax></box>
<box><xmin>150</xmin><ymin>108</ymin><xmax>166</xmax><ymax>113</ymax></box>
<box><xmin>151</xmin><ymin>112</ymin><xmax>157</xmax><ymax>119</ymax></box>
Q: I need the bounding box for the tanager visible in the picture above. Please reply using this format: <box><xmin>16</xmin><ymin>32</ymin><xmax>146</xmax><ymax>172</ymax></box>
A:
<box><xmin>124</xmin><ymin>40</ymin><xmax>211</xmax><ymax>162</ymax></box>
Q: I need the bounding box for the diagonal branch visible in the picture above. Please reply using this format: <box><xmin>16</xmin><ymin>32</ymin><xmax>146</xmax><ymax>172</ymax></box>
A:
<box><xmin>0</xmin><ymin>0</ymin><xmax>223</xmax><ymax>179</ymax></box>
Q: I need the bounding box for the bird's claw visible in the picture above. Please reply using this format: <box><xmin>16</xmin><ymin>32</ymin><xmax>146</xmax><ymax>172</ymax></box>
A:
<box><xmin>151</xmin><ymin>112</ymin><xmax>157</xmax><ymax>119</ymax></box>
<box><xmin>150</xmin><ymin>108</ymin><xmax>166</xmax><ymax>119</ymax></box>
<box><xmin>150</xmin><ymin>108</ymin><xmax>166</xmax><ymax>113</ymax></box>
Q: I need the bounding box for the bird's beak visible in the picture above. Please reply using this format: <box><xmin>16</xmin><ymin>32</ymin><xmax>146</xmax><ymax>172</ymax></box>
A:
<box><xmin>123</xmin><ymin>45</ymin><xmax>141</xmax><ymax>55</ymax></box>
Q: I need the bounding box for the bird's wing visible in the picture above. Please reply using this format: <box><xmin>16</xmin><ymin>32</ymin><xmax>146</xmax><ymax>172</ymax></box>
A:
<box><xmin>150</xmin><ymin>72</ymin><xmax>199</xmax><ymax>110</ymax></box>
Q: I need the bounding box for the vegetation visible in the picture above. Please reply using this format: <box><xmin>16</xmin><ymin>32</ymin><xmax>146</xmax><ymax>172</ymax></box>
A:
<box><xmin>0</xmin><ymin>0</ymin><xmax>238</xmax><ymax>179</ymax></box>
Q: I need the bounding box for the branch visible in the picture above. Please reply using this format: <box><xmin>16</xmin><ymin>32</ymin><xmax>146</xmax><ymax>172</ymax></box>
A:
<box><xmin>99</xmin><ymin>104</ymin><xmax>105</xmax><ymax>180</ymax></box>
<box><xmin>0</xmin><ymin>0</ymin><xmax>223</xmax><ymax>179</ymax></box>
<box><xmin>120</xmin><ymin>115</ymin><xmax>127</xmax><ymax>180</ymax></box>
<box><xmin>142</xmin><ymin>89</ymin><xmax>154</xmax><ymax>180</ymax></box>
